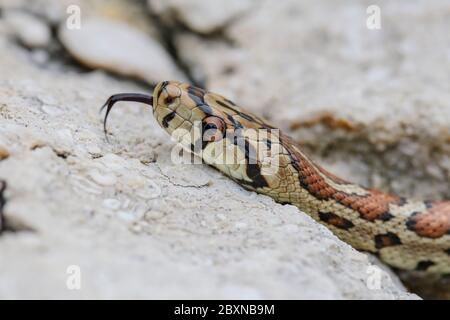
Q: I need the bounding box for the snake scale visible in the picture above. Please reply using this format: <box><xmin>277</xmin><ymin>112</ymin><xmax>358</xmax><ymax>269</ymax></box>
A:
<box><xmin>102</xmin><ymin>80</ymin><xmax>450</xmax><ymax>274</ymax></box>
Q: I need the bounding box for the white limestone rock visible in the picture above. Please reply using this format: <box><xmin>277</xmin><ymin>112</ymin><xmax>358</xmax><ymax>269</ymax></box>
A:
<box><xmin>58</xmin><ymin>17</ymin><xmax>186</xmax><ymax>84</ymax></box>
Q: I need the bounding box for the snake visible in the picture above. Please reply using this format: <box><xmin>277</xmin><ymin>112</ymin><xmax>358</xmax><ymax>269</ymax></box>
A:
<box><xmin>101</xmin><ymin>80</ymin><xmax>450</xmax><ymax>274</ymax></box>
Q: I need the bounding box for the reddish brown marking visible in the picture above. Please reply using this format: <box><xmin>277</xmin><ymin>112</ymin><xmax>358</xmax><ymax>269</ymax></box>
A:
<box><xmin>374</xmin><ymin>232</ymin><xmax>402</xmax><ymax>249</ymax></box>
<box><xmin>339</xmin><ymin>190</ymin><xmax>398</xmax><ymax>222</ymax></box>
<box><xmin>406</xmin><ymin>201</ymin><xmax>450</xmax><ymax>239</ymax></box>
<box><xmin>280</xmin><ymin>133</ymin><xmax>400</xmax><ymax>221</ymax></box>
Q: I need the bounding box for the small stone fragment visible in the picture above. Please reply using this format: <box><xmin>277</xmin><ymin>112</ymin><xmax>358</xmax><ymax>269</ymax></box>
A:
<box><xmin>145</xmin><ymin>210</ymin><xmax>165</xmax><ymax>220</ymax></box>
<box><xmin>102</xmin><ymin>198</ymin><xmax>122</xmax><ymax>210</ymax></box>
<box><xmin>0</xmin><ymin>146</ymin><xmax>10</xmax><ymax>160</ymax></box>
<box><xmin>58</xmin><ymin>17</ymin><xmax>186</xmax><ymax>84</ymax></box>
<box><xmin>117</xmin><ymin>211</ymin><xmax>136</xmax><ymax>222</ymax></box>
<box><xmin>88</xmin><ymin>169</ymin><xmax>117</xmax><ymax>186</ymax></box>
<box><xmin>135</xmin><ymin>180</ymin><xmax>161</xmax><ymax>199</ymax></box>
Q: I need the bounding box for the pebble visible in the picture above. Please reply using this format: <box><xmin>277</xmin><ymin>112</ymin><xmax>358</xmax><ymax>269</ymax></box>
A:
<box><xmin>145</xmin><ymin>210</ymin><xmax>165</xmax><ymax>220</ymax></box>
<box><xmin>216</xmin><ymin>213</ymin><xmax>226</xmax><ymax>221</ymax></box>
<box><xmin>4</xmin><ymin>10</ymin><xmax>51</xmax><ymax>48</ymax></box>
<box><xmin>102</xmin><ymin>198</ymin><xmax>122</xmax><ymax>210</ymax></box>
<box><xmin>135</xmin><ymin>180</ymin><xmax>162</xmax><ymax>199</ymax></box>
<box><xmin>130</xmin><ymin>223</ymin><xmax>143</xmax><ymax>233</ymax></box>
<box><xmin>100</xmin><ymin>153</ymin><xmax>126</xmax><ymax>171</ymax></box>
<box><xmin>117</xmin><ymin>211</ymin><xmax>136</xmax><ymax>222</ymax></box>
<box><xmin>122</xmin><ymin>173</ymin><xmax>146</xmax><ymax>188</ymax></box>
<box><xmin>129</xmin><ymin>203</ymin><xmax>148</xmax><ymax>220</ymax></box>
<box><xmin>234</xmin><ymin>222</ymin><xmax>247</xmax><ymax>230</ymax></box>
<box><xmin>58</xmin><ymin>17</ymin><xmax>186</xmax><ymax>84</ymax></box>
<box><xmin>71</xmin><ymin>176</ymin><xmax>104</xmax><ymax>195</ymax></box>
<box><xmin>0</xmin><ymin>145</ymin><xmax>10</xmax><ymax>160</ymax></box>
<box><xmin>88</xmin><ymin>168</ymin><xmax>117</xmax><ymax>186</ymax></box>
<box><xmin>28</xmin><ymin>139</ymin><xmax>47</xmax><ymax>150</ymax></box>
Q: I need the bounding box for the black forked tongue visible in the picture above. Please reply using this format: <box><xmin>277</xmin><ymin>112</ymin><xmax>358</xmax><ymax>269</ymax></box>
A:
<box><xmin>100</xmin><ymin>93</ymin><xmax>153</xmax><ymax>141</ymax></box>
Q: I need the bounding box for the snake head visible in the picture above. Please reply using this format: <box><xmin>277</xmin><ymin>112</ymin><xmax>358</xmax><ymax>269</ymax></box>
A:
<box><xmin>153</xmin><ymin>81</ymin><xmax>223</xmax><ymax>143</ymax></box>
<box><xmin>152</xmin><ymin>80</ymin><xmax>280</xmax><ymax>156</ymax></box>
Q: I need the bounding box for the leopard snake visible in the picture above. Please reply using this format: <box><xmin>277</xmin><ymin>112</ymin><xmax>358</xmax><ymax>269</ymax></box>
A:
<box><xmin>102</xmin><ymin>80</ymin><xmax>450</xmax><ymax>274</ymax></box>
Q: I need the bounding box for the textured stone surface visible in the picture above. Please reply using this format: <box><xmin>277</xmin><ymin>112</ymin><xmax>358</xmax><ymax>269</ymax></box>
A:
<box><xmin>0</xmin><ymin>45</ymin><xmax>416</xmax><ymax>299</ymax></box>
<box><xmin>1</xmin><ymin>0</ymin><xmax>446</xmax><ymax>299</ymax></box>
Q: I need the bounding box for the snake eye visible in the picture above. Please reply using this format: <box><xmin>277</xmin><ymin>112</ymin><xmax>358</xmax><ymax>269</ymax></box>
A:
<box><xmin>160</xmin><ymin>83</ymin><xmax>181</xmax><ymax>107</ymax></box>
<box><xmin>165</xmin><ymin>96</ymin><xmax>174</xmax><ymax>104</ymax></box>
<box><xmin>202</xmin><ymin>116</ymin><xmax>225</xmax><ymax>142</ymax></box>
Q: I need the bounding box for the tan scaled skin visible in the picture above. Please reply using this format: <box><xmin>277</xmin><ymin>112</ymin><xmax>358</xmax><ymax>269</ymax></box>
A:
<box><xmin>103</xmin><ymin>80</ymin><xmax>450</xmax><ymax>274</ymax></box>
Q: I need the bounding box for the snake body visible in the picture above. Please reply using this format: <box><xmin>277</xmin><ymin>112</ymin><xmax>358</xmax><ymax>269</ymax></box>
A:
<box><xmin>102</xmin><ymin>80</ymin><xmax>450</xmax><ymax>274</ymax></box>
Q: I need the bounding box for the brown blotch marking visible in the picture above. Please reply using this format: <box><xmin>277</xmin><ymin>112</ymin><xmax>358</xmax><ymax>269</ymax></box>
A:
<box><xmin>415</xmin><ymin>260</ymin><xmax>435</xmax><ymax>271</ymax></box>
<box><xmin>232</xmin><ymin>136</ymin><xmax>268</xmax><ymax>189</ymax></box>
<box><xmin>246</xmin><ymin>163</ymin><xmax>268</xmax><ymax>189</ymax></box>
<box><xmin>242</xmin><ymin>137</ymin><xmax>257</xmax><ymax>163</ymax></box>
<box><xmin>374</xmin><ymin>232</ymin><xmax>402</xmax><ymax>249</ymax></box>
<box><xmin>406</xmin><ymin>201</ymin><xmax>450</xmax><ymax>239</ymax></box>
<box><xmin>318</xmin><ymin>211</ymin><xmax>354</xmax><ymax>230</ymax></box>
<box><xmin>162</xmin><ymin>111</ymin><xmax>176</xmax><ymax>128</ymax></box>
<box><xmin>445</xmin><ymin>248</ymin><xmax>450</xmax><ymax>255</ymax></box>
<box><xmin>341</xmin><ymin>190</ymin><xmax>397</xmax><ymax>222</ymax></box>
<box><xmin>280</xmin><ymin>133</ymin><xmax>399</xmax><ymax>222</ymax></box>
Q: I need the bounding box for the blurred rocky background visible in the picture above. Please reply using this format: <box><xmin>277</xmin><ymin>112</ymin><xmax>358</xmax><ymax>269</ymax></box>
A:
<box><xmin>0</xmin><ymin>0</ymin><xmax>448</xmax><ymax>299</ymax></box>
